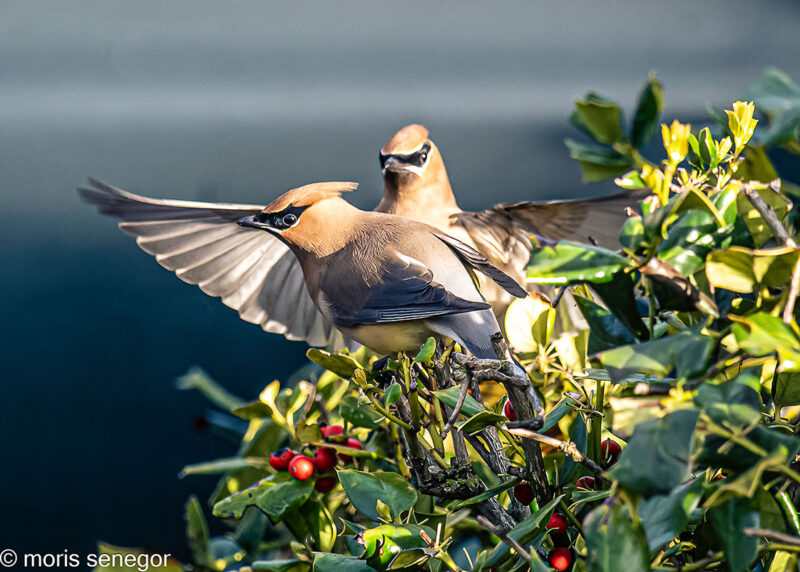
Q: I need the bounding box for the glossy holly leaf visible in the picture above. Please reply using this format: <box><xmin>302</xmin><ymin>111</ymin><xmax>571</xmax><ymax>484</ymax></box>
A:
<box><xmin>180</xmin><ymin>457</ymin><xmax>270</xmax><ymax>478</ymax></box>
<box><xmin>774</xmin><ymin>370</ymin><xmax>800</xmax><ymax>410</ymax></box>
<box><xmin>456</xmin><ymin>410</ymin><xmax>508</xmax><ymax>434</ymax></box>
<box><xmin>340</xmin><ymin>396</ymin><xmax>383</xmax><ymax>429</ymax></box>
<box><xmin>735</xmin><ymin>185</ymin><xmax>792</xmax><ymax>247</ymax></box>
<box><xmin>658</xmin><ymin>209</ymin><xmax>717</xmax><ymax>275</ymax></box>
<box><xmin>607</xmin><ymin>409</ymin><xmax>699</xmax><ymax>496</ymax></box>
<box><xmin>306</xmin><ymin>348</ymin><xmax>362</xmax><ymax>378</ymax></box>
<box><xmin>598</xmin><ymin>328</ymin><xmax>714</xmax><ymax>381</ymax></box>
<box><xmin>564</xmin><ymin>139</ymin><xmax>635</xmax><ymax>182</ymax></box>
<box><xmin>526</xmin><ymin>240</ymin><xmax>628</xmax><ymax>285</ymax></box>
<box><xmin>337</xmin><ymin>470</ymin><xmax>418</xmax><ymax>521</ymax></box>
<box><xmin>639</xmin><ymin>479</ymin><xmax>703</xmax><ymax>550</ymax></box>
<box><xmin>584</xmin><ymin>502</ymin><xmax>650</xmax><ymax>572</ymax></box>
<box><xmin>558</xmin><ymin>411</ymin><xmax>587</xmax><ymax>485</ymax></box>
<box><xmin>573</xmin><ymin>92</ymin><xmax>625</xmax><ymax>144</ymax></box>
<box><xmin>413</xmin><ymin>337</ymin><xmax>436</xmax><ymax>364</ymax></box>
<box><xmin>709</xmin><ymin>498</ymin><xmax>760</xmax><ymax>572</ymax></box>
<box><xmin>541</xmin><ymin>394</ymin><xmax>579</xmax><ymax>433</ymax></box>
<box><xmin>185</xmin><ymin>496</ymin><xmax>212</xmax><ymax>568</ymax></box>
<box><xmin>729</xmin><ymin>312</ymin><xmax>800</xmax><ymax>368</ymax></box>
<box><xmin>383</xmin><ymin>383</ymin><xmax>403</xmax><ymax>406</ymax></box>
<box><xmin>641</xmin><ymin>257</ymin><xmax>719</xmax><ymax>316</ymax></box>
<box><xmin>575</xmin><ymin>295</ymin><xmax>636</xmax><ymax>354</ymax></box>
<box><xmin>212</xmin><ymin>472</ymin><xmax>313</xmax><ymax>521</ymax></box>
<box><xmin>304</xmin><ymin>498</ymin><xmax>337</xmax><ymax>552</ymax></box>
<box><xmin>313</xmin><ymin>553</ymin><xmax>376</xmax><ymax>572</ymax></box>
<box><xmin>433</xmin><ymin>386</ymin><xmax>485</xmax><ymax>418</ymax></box>
<box><xmin>251</xmin><ymin>558</ymin><xmax>308</xmax><ymax>572</ymax></box>
<box><xmin>695</xmin><ymin>371</ymin><xmax>762</xmax><ymax>427</ymax></box>
<box><xmin>618</xmin><ymin>216</ymin><xmax>645</xmax><ymax>252</ymax></box>
<box><xmin>176</xmin><ymin>366</ymin><xmax>243</xmax><ymax>410</ymax></box>
<box><xmin>631</xmin><ymin>73</ymin><xmax>664</xmax><ymax>148</ymax></box>
<box><xmin>591</xmin><ymin>272</ymin><xmax>650</xmax><ymax>340</ymax></box>
<box><xmin>706</xmin><ymin>246</ymin><xmax>800</xmax><ymax>293</ymax></box>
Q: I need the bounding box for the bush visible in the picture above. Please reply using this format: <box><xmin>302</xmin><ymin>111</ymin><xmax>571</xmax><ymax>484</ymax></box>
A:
<box><xmin>121</xmin><ymin>70</ymin><xmax>800</xmax><ymax>572</ymax></box>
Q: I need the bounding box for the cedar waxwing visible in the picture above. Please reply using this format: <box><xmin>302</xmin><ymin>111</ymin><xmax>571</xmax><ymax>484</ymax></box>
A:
<box><xmin>79</xmin><ymin>179</ymin><xmax>524</xmax><ymax>357</ymax></box>
<box><xmin>234</xmin><ymin>182</ymin><xmax>527</xmax><ymax>360</ymax></box>
<box><xmin>375</xmin><ymin>124</ymin><xmax>645</xmax><ymax>321</ymax></box>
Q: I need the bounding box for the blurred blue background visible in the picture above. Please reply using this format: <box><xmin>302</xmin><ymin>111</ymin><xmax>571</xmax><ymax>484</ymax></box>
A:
<box><xmin>1</xmin><ymin>0</ymin><xmax>799</xmax><ymax>562</ymax></box>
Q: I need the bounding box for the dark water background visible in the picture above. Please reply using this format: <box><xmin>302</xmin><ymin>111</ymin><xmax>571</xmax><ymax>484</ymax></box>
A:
<box><xmin>1</xmin><ymin>0</ymin><xmax>799</xmax><ymax>563</ymax></box>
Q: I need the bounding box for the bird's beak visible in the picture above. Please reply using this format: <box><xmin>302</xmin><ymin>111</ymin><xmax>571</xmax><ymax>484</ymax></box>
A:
<box><xmin>382</xmin><ymin>156</ymin><xmax>407</xmax><ymax>175</ymax></box>
<box><xmin>237</xmin><ymin>214</ymin><xmax>271</xmax><ymax>231</ymax></box>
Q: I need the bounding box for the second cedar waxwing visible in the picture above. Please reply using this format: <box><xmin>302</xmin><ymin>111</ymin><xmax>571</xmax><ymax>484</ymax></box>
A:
<box><xmin>376</xmin><ymin>124</ymin><xmax>646</xmax><ymax>321</ymax></box>
<box><xmin>236</xmin><ymin>182</ymin><xmax>527</xmax><ymax>360</ymax></box>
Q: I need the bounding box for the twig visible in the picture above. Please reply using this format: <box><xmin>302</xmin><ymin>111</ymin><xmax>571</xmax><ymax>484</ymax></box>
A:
<box><xmin>742</xmin><ymin>181</ymin><xmax>796</xmax><ymax>247</ymax></box>
<box><xmin>476</xmin><ymin>516</ymin><xmax>530</xmax><ymax>560</ymax></box>
<box><xmin>507</xmin><ymin>427</ymin><xmax>607</xmax><ymax>479</ymax></box>
<box><xmin>552</xmin><ymin>286</ymin><xmax>569</xmax><ymax>309</ymax></box>
<box><xmin>743</xmin><ymin>527</ymin><xmax>800</xmax><ymax>547</ymax></box>
<box><xmin>784</xmin><ymin>254</ymin><xmax>800</xmax><ymax>323</ymax></box>
<box><xmin>442</xmin><ymin>380</ymin><xmax>470</xmax><ymax>433</ymax></box>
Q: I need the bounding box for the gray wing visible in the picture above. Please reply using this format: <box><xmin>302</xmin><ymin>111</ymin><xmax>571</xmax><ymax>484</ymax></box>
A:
<box><xmin>322</xmin><ymin>249</ymin><xmax>490</xmax><ymax>328</ymax></box>
<box><xmin>78</xmin><ymin>178</ymin><xmax>345</xmax><ymax>348</ymax></box>
<box><xmin>453</xmin><ymin>189</ymin><xmax>648</xmax><ymax>270</ymax></box>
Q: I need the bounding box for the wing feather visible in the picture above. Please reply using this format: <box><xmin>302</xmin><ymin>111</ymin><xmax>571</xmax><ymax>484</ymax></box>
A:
<box><xmin>78</xmin><ymin>179</ymin><xmax>343</xmax><ymax>347</ymax></box>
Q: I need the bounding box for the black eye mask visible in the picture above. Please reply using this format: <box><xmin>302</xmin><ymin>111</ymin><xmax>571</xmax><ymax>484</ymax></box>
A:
<box><xmin>254</xmin><ymin>204</ymin><xmax>309</xmax><ymax>230</ymax></box>
<box><xmin>380</xmin><ymin>142</ymin><xmax>432</xmax><ymax>169</ymax></box>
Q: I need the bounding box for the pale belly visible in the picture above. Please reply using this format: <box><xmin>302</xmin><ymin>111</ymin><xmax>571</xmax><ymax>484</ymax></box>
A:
<box><xmin>341</xmin><ymin>320</ymin><xmax>443</xmax><ymax>355</ymax></box>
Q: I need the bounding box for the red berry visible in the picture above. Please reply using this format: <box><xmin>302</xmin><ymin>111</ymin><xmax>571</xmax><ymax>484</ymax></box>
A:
<box><xmin>548</xmin><ymin>547</ymin><xmax>572</xmax><ymax>571</ymax></box>
<box><xmin>576</xmin><ymin>476</ymin><xmax>596</xmax><ymax>490</ymax></box>
<box><xmin>504</xmin><ymin>400</ymin><xmax>517</xmax><ymax>421</ymax></box>
<box><xmin>321</xmin><ymin>425</ymin><xmax>344</xmax><ymax>439</ymax></box>
<box><xmin>268</xmin><ymin>447</ymin><xmax>296</xmax><ymax>471</ymax></box>
<box><xmin>339</xmin><ymin>438</ymin><xmax>362</xmax><ymax>463</ymax></box>
<box><xmin>314</xmin><ymin>476</ymin><xmax>337</xmax><ymax>493</ymax></box>
<box><xmin>600</xmin><ymin>438</ymin><xmax>622</xmax><ymax>466</ymax></box>
<box><xmin>513</xmin><ymin>482</ymin><xmax>534</xmax><ymax>505</ymax></box>
<box><xmin>288</xmin><ymin>455</ymin><xmax>314</xmax><ymax>480</ymax></box>
<box><xmin>547</xmin><ymin>513</ymin><xmax>568</xmax><ymax>535</ymax></box>
<box><xmin>312</xmin><ymin>447</ymin><xmax>338</xmax><ymax>472</ymax></box>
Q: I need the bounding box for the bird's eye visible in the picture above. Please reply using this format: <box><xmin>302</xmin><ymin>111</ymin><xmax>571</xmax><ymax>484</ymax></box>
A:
<box><xmin>420</xmin><ymin>152</ymin><xmax>428</xmax><ymax>162</ymax></box>
<box><xmin>282</xmin><ymin>213</ymin><xmax>298</xmax><ymax>227</ymax></box>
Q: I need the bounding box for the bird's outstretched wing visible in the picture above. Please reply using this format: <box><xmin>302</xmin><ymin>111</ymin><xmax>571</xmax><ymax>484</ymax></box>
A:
<box><xmin>323</xmin><ymin>250</ymin><xmax>490</xmax><ymax>328</ymax></box>
<box><xmin>78</xmin><ymin>178</ymin><xmax>345</xmax><ymax>348</ymax></box>
<box><xmin>453</xmin><ymin>188</ymin><xmax>648</xmax><ymax>269</ymax></box>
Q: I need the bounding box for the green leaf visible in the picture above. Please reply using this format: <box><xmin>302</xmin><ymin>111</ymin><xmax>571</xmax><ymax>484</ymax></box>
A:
<box><xmin>584</xmin><ymin>502</ymin><xmax>650</xmax><ymax>572</ymax></box>
<box><xmin>618</xmin><ymin>216</ymin><xmax>645</xmax><ymax>252</ymax></box>
<box><xmin>746</xmin><ymin>67</ymin><xmax>800</xmax><ymax>147</ymax></box>
<box><xmin>305</xmin><ymin>498</ymin><xmax>337</xmax><ymax>552</ymax></box>
<box><xmin>658</xmin><ymin>209</ymin><xmax>717</xmax><ymax>275</ymax></box>
<box><xmin>695</xmin><ymin>372</ymin><xmax>762</xmax><ymax>427</ymax></box>
<box><xmin>456</xmin><ymin>410</ymin><xmax>508</xmax><ymax>434</ymax></box>
<box><xmin>708</xmin><ymin>497</ymin><xmax>760</xmax><ymax>572</ymax></box>
<box><xmin>306</xmin><ymin>348</ymin><xmax>362</xmax><ymax>378</ymax></box>
<box><xmin>337</xmin><ymin>469</ymin><xmax>418</xmax><ymax>521</ymax></box>
<box><xmin>541</xmin><ymin>395</ymin><xmax>579</xmax><ymax>433</ymax></box>
<box><xmin>631</xmin><ymin>73</ymin><xmax>664</xmax><ymax>148</ymax></box>
<box><xmin>180</xmin><ymin>456</ymin><xmax>270</xmax><ymax>477</ymax></box>
<box><xmin>607</xmin><ymin>409</ymin><xmax>699</xmax><ymax>496</ymax></box>
<box><xmin>433</xmin><ymin>386</ymin><xmax>485</xmax><ymax>418</ymax></box>
<box><xmin>231</xmin><ymin>400</ymin><xmax>272</xmax><ymax>420</ymax></box>
<box><xmin>774</xmin><ymin>370</ymin><xmax>800</xmax><ymax>410</ymax></box>
<box><xmin>388</xmin><ymin>548</ymin><xmax>432</xmax><ymax>570</ymax></box>
<box><xmin>574</xmin><ymin>92</ymin><xmax>625</xmax><ymax>144</ymax></box>
<box><xmin>565</xmin><ymin>139</ymin><xmax>634</xmax><ymax>182</ymax></box>
<box><xmin>251</xmin><ymin>558</ymin><xmax>308</xmax><ymax>572</ymax></box>
<box><xmin>736</xmin><ymin>186</ymin><xmax>792</xmax><ymax>247</ymax></box>
<box><xmin>176</xmin><ymin>366</ymin><xmax>243</xmax><ymax>410</ymax></box>
<box><xmin>707</xmin><ymin>246</ymin><xmax>800</xmax><ymax>293</ymax></box>
<box><xmin>340</xmin><ymin>395</ymin><xmax>384</xmax><ymax>429</ymax></box>
<box><xmin>598</xmin><ymin>328</ymin><xmax>714</xmax><ymax>381</ymax></box>
<box><xmin>413</xmin><ymin>337</ymin><xmax>436</xmax><ymax>363</ymax></box>
<box><xmin>384</xmin><ymin>383</ymin><xmax>403</xmax><ymax>406</ymax></box>
<box><xmin>185</xmin><ymin>496</ymin><xmax>212</xmax><ymax>568</ymax></box>
<box><xmin>729</xmin><ymin>312</ymin><xmax>800</xmax><ymax>367</ymax></box>
<box><xmin>591</xmin><ymin>272</ymin><xmax>650</xmax><ymax>340</ymax></box>
<box><xmin>313</xmin><ymin>553</ymin><xmax>376</xmax><ymax>572</ymax></box>
<box><xmin>559</xmin><ymin>411</ymin><xmax>587</xmax><ymax>485</ymax></box>
<box><xmin>615</xmin><ymin>170</ymin><xmax>646</xmax><ymax>190</ymax></box>
<box><xmin>639</xmin><ymin>479</ymin><xmax>703</xmax><ymax>550</ymax></box>
<box><xmin>212</xmin><ymin>473</ymin><xmax>313</xmax><ymax>521</ymax></box>
<box><xmin>574</xmin><ymin>295</ymin><xmax>636</xmax><ymax>353</ymax></box>
<box><xmin>526</xmin><ymin>240</ymin><xmax>628</xmax><ymax>285</ymax></box>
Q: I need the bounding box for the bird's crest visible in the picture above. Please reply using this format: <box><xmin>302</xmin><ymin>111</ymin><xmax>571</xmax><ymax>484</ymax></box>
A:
<box><xmin>381</xmin><ymin>124</ymin><xmax>430</xmax><ymax>155</ymax></box>
<box><xmin>263</xmin><ymin>182</ymin><xmax>358</xmax><ymax>213</ymax></box>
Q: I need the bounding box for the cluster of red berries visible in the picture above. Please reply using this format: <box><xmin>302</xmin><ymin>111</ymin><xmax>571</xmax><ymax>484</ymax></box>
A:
<box><xmin>267</xmin><ymin>424</ymin><xmax>363</xmax><ymax>493</ymax></box>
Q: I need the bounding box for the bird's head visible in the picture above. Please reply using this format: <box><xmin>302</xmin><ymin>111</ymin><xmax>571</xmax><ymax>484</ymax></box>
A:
<box><xmin>237</xmin><ymin>181</ymin><xmax>359</xmax><ymax>255</ymax></box>
<box><xmin>379</xmin><ymin>124</ymin><xmax>440</xmax><ymax>181</ymax></box>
